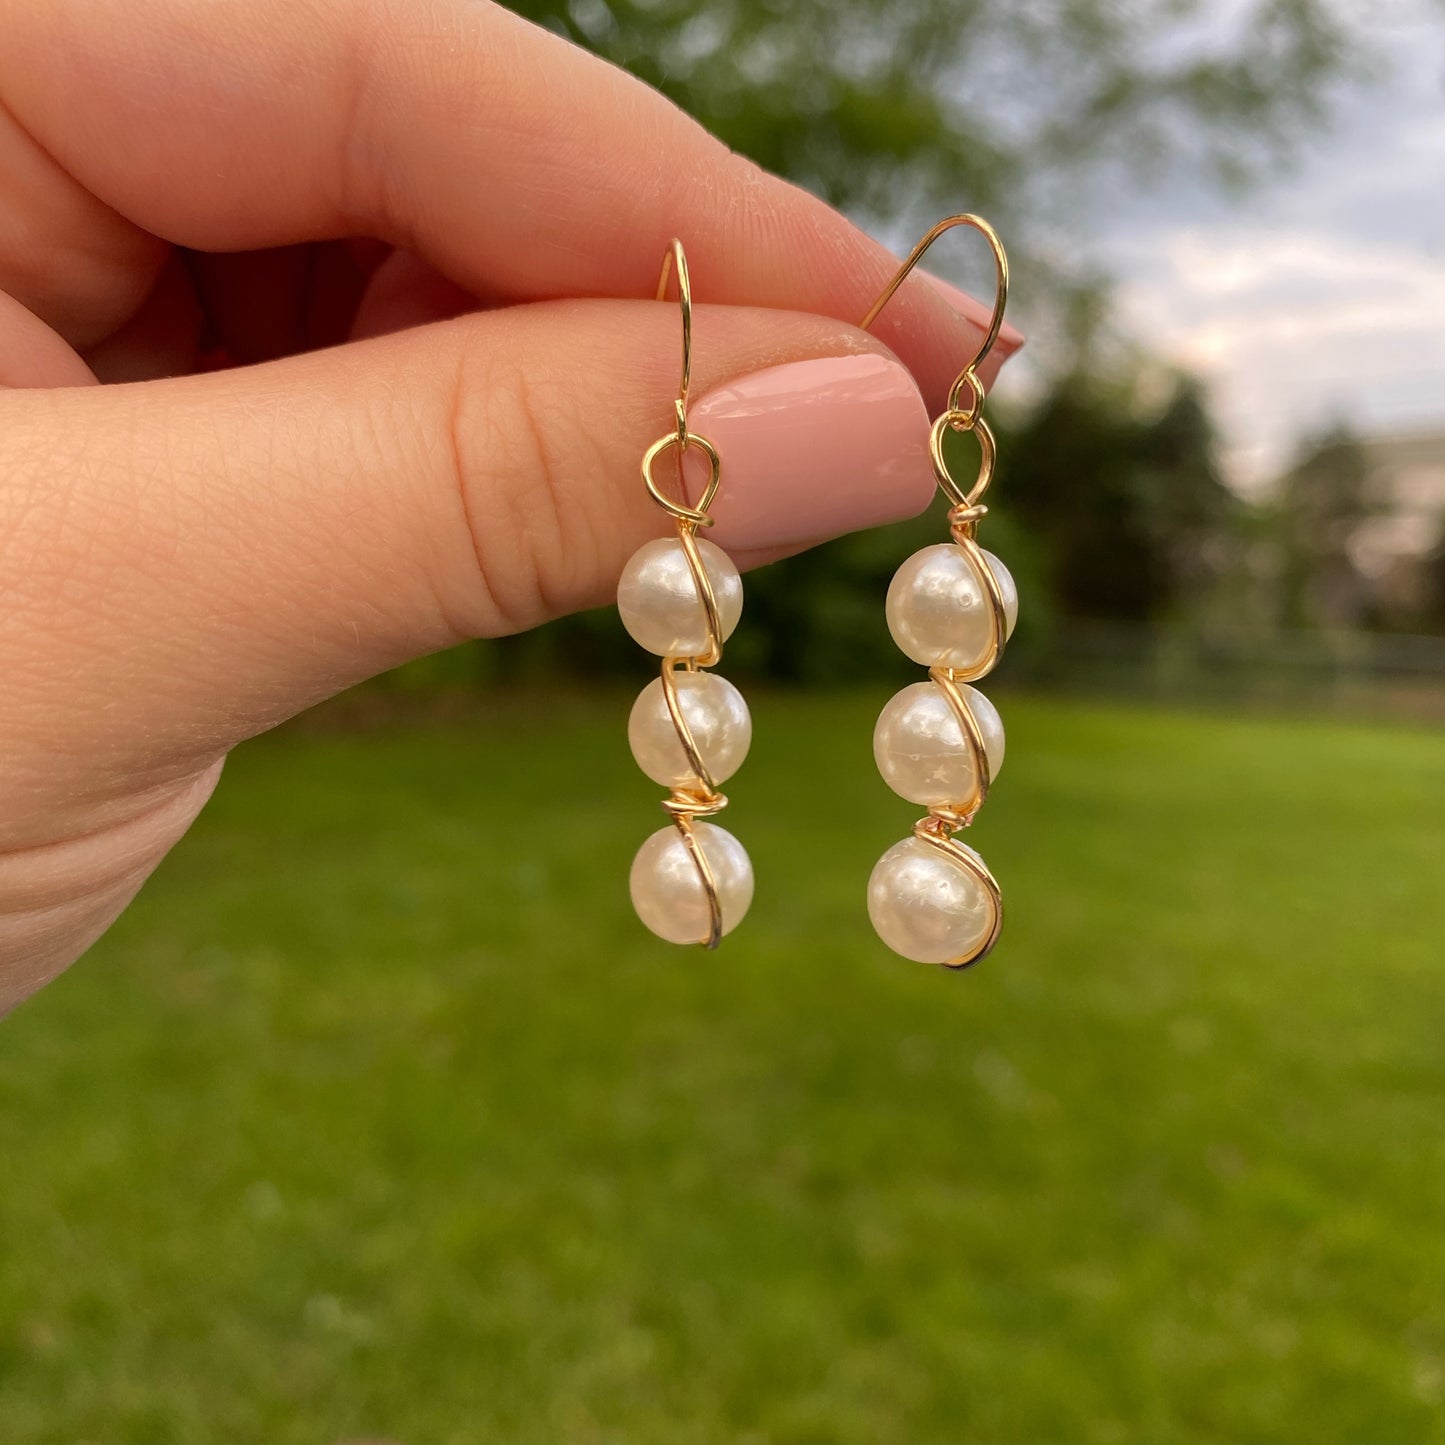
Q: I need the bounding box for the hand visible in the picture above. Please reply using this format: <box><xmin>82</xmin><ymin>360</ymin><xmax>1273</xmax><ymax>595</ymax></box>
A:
<box><xmin>0</xmin><ymin>0</ymin><xmax>1018</xmax><ymax>1012</ymax></box>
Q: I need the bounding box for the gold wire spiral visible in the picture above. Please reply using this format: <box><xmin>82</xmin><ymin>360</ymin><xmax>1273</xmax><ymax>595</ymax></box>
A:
<box><xmin>644</xmin><ymin>239</ymin><xmax>729</xmax><ymax>949</ymax></box>
<box><xmin>863</xmin><ymin>214</ymin><xmax>1011</xmax><ymax>968</ymax></box>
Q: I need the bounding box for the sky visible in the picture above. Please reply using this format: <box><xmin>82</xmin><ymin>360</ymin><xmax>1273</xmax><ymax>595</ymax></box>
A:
<box><xmin>1088</xmin><ymin>4</ymin><xmax>1445</xmax><ymax>491</ymax></box>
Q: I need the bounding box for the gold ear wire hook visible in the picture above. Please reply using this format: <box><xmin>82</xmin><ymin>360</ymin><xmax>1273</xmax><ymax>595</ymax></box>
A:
<box><xmin>860</xmin><ymin>215</ymin><xmax>1009</xmax><ymax>514</ymax></box>
<box><xmin>860</xmin><ymin>214</ymin><xmax>1009</xmax><ymax>404</ymax></box>
<box><xmin>657</xmin><ymin>238</ymin><xmax>692</xmax><ymax>442</ymax></box>
<box><xmin>641</xmin><ymin>240</ymin><xmax>723</xmax><ymax>527</ymax></box>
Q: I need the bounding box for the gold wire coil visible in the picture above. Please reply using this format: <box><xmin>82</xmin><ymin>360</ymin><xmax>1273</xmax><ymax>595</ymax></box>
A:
<box><xmin>863</xmin><ymin>214</ymin><xmax>1012</xmax><ymax>971</ymax></box>
<box><xmin>660</xmin><ymin>656</ymin><xmax>719</xmax><ymax>794</ymax></box>
<box><xmin>912</xmin><ymin>815</ymin><xmax>1004</xmax><ymax>968</ymax></box>
<box><xmin>643</xmin><ymin>239</ymin><xmax>729</xmax><ymax>950</ymax></box>
<box><xmin>928</xmin><ymin>665</ymin><xmax>992</xmax><ymax>824</ymax></box>
<box><xmin>945</xmin><ymin>528</ymin><xmax>1010</xmax><ymax>683</ymax></box>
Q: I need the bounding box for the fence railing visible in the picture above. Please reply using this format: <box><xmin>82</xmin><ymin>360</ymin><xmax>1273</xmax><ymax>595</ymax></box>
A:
<box><xmin>1015</xmin><ymin>624</ymin><xmax>1445</xmax><ymax>720</ymax></box>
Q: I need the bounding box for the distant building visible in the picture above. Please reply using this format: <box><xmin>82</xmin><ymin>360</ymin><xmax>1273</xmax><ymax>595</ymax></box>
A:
<box><xmin>1352</xmin><ymin>428</ymin><xmax>1445</xmax><ymax>623</ymax></box>
<box><xmin>1354</xmin><ymin>429</ymin><xmax>1445</xmax><ymax>569</ymax></box>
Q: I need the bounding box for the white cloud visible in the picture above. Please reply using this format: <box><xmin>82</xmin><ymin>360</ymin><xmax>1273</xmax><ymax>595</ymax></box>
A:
<box><xmin>1116</xmin><ymin>225</ymin><xmax>1445</xmax><ymax>489</ymax></box>
<box><xmin>1073</xmin><ymin>2</ymin><xmax>1445</xmax><ymax>491</ymax></box>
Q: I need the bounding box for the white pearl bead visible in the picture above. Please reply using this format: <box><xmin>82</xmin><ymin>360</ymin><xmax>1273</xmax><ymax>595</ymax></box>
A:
<box><xmin>630</xmin><ymin>822</ymin><xmax>754</xmax><ymax>945</ymax></box>
<box><xmin>628</xmin><ymin>671</ymin><xmax>752</xmax><ymax>790</ymax></box>
<box><xmin>867</xmin><ymin>835</ymin><xmax>996</xmax><ymax>965</ymax></box>
<box><xmin>873</xmin><ymin>680</ymin><xmax>1004</xmax><ymax>807</ymax></box>
<box><xmin>885</xmin><ymin>544</ymin><xmax>1018</xmax><ymax>672</ymax></box>
<box><xmin>617</xmin><ymin>537</ymin><xmax>743</xmax><ymax>657</ymax></box>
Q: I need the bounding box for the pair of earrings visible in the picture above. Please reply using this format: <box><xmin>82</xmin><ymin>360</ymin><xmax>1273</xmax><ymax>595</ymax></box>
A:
<box><xmin>617</xmin><ymin>218</ymin><xmax>1017</xmax><ymax>970</ymax></box>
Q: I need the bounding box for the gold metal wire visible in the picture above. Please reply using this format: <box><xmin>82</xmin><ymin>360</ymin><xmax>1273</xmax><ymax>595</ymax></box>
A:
<box><xmin>864</xmin><ymin>214</ymin><xmax>1008</xmax><ymax>518</ymax></box>
<box><xmin>946</xmin><ymin>524</ymin><xmax>1009</xmax><ymax>683</ymax></box>
<box><xmin>912</xmin><ymin>816</ymin><xmax>1004</xmax><ymax>969</ymax></box>
<box><xmin>656</xmin><ymin>240</ymin><xmax>694</xmax><ymax>415</ymax></box>
<box><xmin>859</xmin><ymin>214</ymin><xmax>1009</xmax><ymax>376</ymax></box>
<box><xmin>928</xmin><ymin>666</ymin><xmax>991</xmax><ymax>824</ymax></box>
<box><xmin>929</xmin><ymin>410</ymin><xmax>996</xmax><ymax>510</ymax></box>
<box><xmin>863</xmin><ymin>215</ymin><xmax>1012</xmax><ymax>970</ymax></box>
<box><xmin>641</xmin><ymin>239</ymin><xmax>730</xmax><ymax>950</ymax></box>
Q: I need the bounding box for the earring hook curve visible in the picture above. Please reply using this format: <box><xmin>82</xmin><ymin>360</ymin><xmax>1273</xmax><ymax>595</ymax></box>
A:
<box><xmin>860</xmin><ymin>214</ymin><xmax>1009</xmax><ymax>387</ymax></box>
<box><xmin>642</xmin><ymin>238</ymin><xmax>722</xmax><ymax>529</ymax></box>
<box><xmin>656</xmin><ymin>238</ymin><xmax>693</xmax><ymax>427</ymax></box>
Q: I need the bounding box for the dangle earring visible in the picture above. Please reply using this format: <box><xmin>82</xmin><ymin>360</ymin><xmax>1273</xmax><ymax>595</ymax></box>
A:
<box><xmin>617</xmin><ymin>240</ymin><xmax>755</xmax><ymax>948</ymax></box>
<box><xmin>860</xmin><ymin>215</ymin><xmax>1017</xmax><ymax>969</ymax></box>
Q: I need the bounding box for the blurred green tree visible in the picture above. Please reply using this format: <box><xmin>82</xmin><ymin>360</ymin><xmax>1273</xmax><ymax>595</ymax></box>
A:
<box><xmin>509</xmin><ymin>0</ymin><xmax>1363</xmax><ymax>244</ymax></box>
<box><xmin>1001</xmin><ymin>366</ymin><xmax>1235</xmax><ymax>623</ymax></box>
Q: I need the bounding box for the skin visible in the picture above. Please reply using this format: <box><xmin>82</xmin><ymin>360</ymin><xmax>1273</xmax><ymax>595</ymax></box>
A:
<box><xmin>0</xmin><ymin>0</ymin><xmax>1018</xmax><ymax>1013</ymax></box>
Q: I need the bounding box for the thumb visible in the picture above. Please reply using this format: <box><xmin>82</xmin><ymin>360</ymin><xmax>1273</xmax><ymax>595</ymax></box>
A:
<box><xmin>0</xmin><ymin>301</ymin><xmax>935</xmax><ymax>827</ymax></box>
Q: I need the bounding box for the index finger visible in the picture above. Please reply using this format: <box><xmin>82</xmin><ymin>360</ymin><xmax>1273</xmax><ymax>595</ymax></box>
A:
<box><xmin>0</xmin><ymin>0</ymin><xmax>1019</xmax><ymax>406</ymax></box>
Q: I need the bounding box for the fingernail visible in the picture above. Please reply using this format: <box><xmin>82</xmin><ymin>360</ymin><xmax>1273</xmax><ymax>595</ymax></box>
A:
<box><xmin>687</xmin><ymin>353</ymin><xmax>934</xmax><ymax>551</ymax></box>
<box><xmin>921</xmin><ymin>270</ymin><xmax>1026</xmax><ymax>352</ymax></box>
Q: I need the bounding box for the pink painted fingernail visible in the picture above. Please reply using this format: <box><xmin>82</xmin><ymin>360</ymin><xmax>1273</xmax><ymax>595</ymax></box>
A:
<box><xmin>687</xmin><ymin>353</ymin><xmax>934</xmax><ymax>552</ymax></box>
<box><xmin>921</xmin><ymin>270</ymin><xmax>1026</xmax><ymax>351</ymax></box>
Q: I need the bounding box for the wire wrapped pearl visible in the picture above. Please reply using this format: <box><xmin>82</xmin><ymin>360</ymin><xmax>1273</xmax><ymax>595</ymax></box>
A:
<box><xmin>628</xmin><ymin>671</ymin><xmax>752</xmax><ymax>789</ymax></box>
<box><xmin>616</xmin><ymin>537</ymin><xmax>743</xmax><ymax>657</ymax></box>
<box><xmin>867</xmin><ymin>835</ymin><xmax>995</xmax><ymax>965</ymax></box>
<box><xmin>885</xmin><ymin>543</ymin><xmax>1018</xmax><ymax>672</ymax></box>
<box><xmin>873</xmin><ymin>680</ymin><xmax>1004</xmax><ymax>807</ymax></box>
<box><xmin>629</xmin><ymin>822</ymin><xmax>754</xmax><ymax>945</ymax></box>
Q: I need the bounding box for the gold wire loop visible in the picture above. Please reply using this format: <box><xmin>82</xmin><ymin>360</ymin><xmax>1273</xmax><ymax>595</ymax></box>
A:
<box><xmin>928</xmin><ymin>412</ymin><xmax>997</xmax><ymax>511</ymax></box>
<box><xmin>641</xmin><ymin>432</ymin><xmax>721</xmax><ymax>526</ymax></box>
<box><xmin>948</xmin><ymin>371</ymin><xmax>988</xmax><ymax>425</ymax></box>
<box><xmin>661</xmin><ymin>789</ymin><xmax>729</xmax><ymax>821</ymax></box>
<box><xmin>948</xmin><ymin>503</ymin><xmax>988</xmax><ymax>535</ymax></box>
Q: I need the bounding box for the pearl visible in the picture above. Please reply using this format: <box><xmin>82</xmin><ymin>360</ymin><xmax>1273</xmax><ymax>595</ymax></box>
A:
<box><xmin>617</xmin><ymin>537</ymin><xmax>743</xmax><ymax>657</ymax></box>
<box><xmin>628</xmin><ymin>671</ymin><xmax>752</xmax><ymax>790</ymax></box>
<box><xmin>867</xmin><ymin>835</ymin><xmax>996</xmax><ymax>965</ymax></box>
<box><xmin>885</xmin><ymin>544</ymin><xmax>1018</xmax><ymax>672</ymax></box>
<box><xmin>873</xmin><ymin>680</ymin><xmax>1004</xmax><ymax>807</ymax></box>
<box><xmin>630</xmin><ymin>822</ymin><xmax>754</xmax><ymax>945</ymax></box>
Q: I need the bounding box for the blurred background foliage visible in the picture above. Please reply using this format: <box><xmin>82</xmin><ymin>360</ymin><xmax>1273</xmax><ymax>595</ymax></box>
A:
<box><xmin>524</xmin><ymin>0</ymin><xmax>1354</xmax><ymax>228</ymax></box>
<box><xmin>373</xmin><ymin>0</ymin><xmax>1443</xmax><ymax>702</ymax></box>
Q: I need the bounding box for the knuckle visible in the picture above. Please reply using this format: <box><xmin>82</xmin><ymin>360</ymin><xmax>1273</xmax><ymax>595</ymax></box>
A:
<box><xmin>445</xmin><ymin>334</ymin><xmax>603</xmax><ymax>637</ymax></box>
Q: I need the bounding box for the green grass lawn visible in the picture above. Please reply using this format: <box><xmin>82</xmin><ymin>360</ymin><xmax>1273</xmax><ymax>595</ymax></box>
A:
<box><xmin>1</xmin><ymin>691</ymin><xmax>1443</xmax><ymax>1444</ymax></box>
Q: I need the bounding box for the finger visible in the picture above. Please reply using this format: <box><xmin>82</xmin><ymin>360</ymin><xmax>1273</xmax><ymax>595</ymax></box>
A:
<box><xmin>0</xmin><ymin>303</ymin><xmax>936</xmax><ymax>841</ymax></box>
<box><xmin>0</xmin><ymin>0</ymin><xmax>1020</xmax><ymax>408</ymax></box>
<box><xmin>0</xmin><ymin>763</ymin><xmax>224</xmax><ymax>1015</ymax></box>
<box><xmin>80</xmin><ymin>253</ymin><xmax>205</xmax><ymax>382</ymax></box>
<box><xmin>0</xmin><ymin>291</ymin><xmax>96</xmax><ymax>388</ymax></box>
<box><xmin>349</xmin><ymin>251</ymin><xmax>479</xmax><ymax>342</ymax></box>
